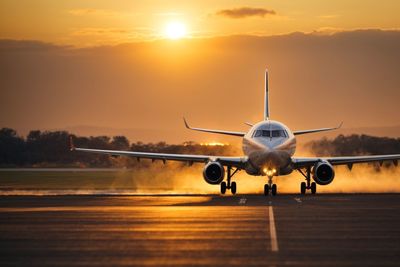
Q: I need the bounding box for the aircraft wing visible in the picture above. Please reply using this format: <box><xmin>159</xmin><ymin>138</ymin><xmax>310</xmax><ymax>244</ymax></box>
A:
<box><xmin>292</xmin><ymin>154</ymin><xmax>400</xmax><ymax>169</ymax></box>
<box><xmin>70</xmin><ymin>138</ymin><xmax>247</xmax><ymax>168</ymax></box>
<box><xmin>293</xmin><ymin>122</ymin><xmax>343</xmax><ymax>135</ymax></box>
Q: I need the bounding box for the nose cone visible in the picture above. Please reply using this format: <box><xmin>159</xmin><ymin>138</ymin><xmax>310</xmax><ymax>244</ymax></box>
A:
<box><xmin>247</xmin><ymin>138</ymin><xmax>292</xmax><ymax>173</ymax></box>
<box><xmin>249</xmin><ymin>148</ymin><xmax>289</xmax><ymax>168</ymax></box>
<box><xmin>263</xmin><ymin>150</ymin><xmax>288</xmax><ymax>168</ymax></box>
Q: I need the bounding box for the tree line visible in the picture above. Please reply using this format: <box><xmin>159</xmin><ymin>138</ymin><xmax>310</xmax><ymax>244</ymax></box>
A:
<box><xmin>0</xmin><ymin>128</ymin><xmax>399</xmax><ymax>167</ymax></box>
<box><xmin>306</xmin><ymin>134</ymin><xmax>400</xmax><ymax>157</ymax></box>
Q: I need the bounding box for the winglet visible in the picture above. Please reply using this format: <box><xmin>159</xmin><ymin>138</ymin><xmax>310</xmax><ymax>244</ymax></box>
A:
<box><xmin>337</xmin><ymin>121</ymin><xmax>344</xmax><ymax>129</ymax></box>
<box><xmin>244</xmin><ymin>122</ymin><xmax>254</xmax><ymax>127</ymax></box>
<box><xmin>69</xmin><ymin>135</ymin><xmax>76</xmax><ymax>151</ymax></box>
<box><xmin>183</xmin><ymin>117</ymin><xmax>190</xmax><ymax>129</ymax></box>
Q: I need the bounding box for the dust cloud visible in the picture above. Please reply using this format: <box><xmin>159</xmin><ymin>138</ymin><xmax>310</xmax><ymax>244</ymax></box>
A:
<box><xmin>130</xmin><ymin>139</ymin><xmax>400</xmax><ymax>194</ymax></box>
<box><xmin>0</xmin><ymin>147</ymin><xmax>399</xmax><ymax>195</ymax></box>
<box><xmin>121</xmin><ymin>161</ymin><xmax>400</xmax><ymax>194</ymax></box>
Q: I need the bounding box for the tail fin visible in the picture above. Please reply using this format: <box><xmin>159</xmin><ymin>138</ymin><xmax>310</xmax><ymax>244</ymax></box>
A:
<box><xmin>264</xmin><ymin>69</ymin><xmax>270</xmax><ymax>120</ymax></box>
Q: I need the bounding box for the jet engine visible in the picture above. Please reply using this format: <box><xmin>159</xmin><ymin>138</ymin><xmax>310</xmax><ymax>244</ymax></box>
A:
<box><xmin>203</xmin><ymin>161</ymin><xmax>225</xmax><ymax>185</ymax></box>
<box><xmin>312</xmin><ymin>161</ymin><xmax>335</xmax><ymax>185</ymax></box>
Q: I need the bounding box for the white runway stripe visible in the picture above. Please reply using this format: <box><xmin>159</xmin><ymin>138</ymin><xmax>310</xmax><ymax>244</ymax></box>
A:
<box><xmin>238</xmin><ymin>197</ymin><xmax>247</xmax><ymax>205</ymax></box>
<box><xmin>294</xmin><ymin>197</ymin><xmax>302</xmax><ymax>203</ymax></box>
<box><xmin>269</xmin><ymin>206</ymin><xmax>279</xmax><ymax>252</ymax></box>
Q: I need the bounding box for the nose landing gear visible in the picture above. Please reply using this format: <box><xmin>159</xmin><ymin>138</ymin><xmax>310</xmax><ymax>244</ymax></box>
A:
<box><xmin>264</xmin><ymin>176</ymin><xmax>278</xmax><ymax>196</ymax></box>
<box><xmin>298</xmin><ymin>166</ymin><xmax>317</xmax><ymax>194</ymax></box>
<box><xmin>220</xmin><ymin>166</ymin><xmax>239</xmax><ymax>195</ymax></box>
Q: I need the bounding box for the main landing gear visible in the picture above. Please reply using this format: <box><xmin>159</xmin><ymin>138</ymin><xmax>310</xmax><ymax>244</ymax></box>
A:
<box><xmin>264</xmin><ymin>176</ymin><xmax>278</xmax><ymax>196</ymax></box>
<box><xmin>298</xmin><ymin>166</ymin><xmax>317</xmax><ymax>194</ymax></box>
<box><xmin>220</xmin><ymin>166</ymin><xmax>239</xmax><ymax>195</ymax></box>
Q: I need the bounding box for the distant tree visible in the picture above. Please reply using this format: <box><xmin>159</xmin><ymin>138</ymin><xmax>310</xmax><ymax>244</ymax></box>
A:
<box><xmin>27</xmin><ymin>130</ymin><xmax>41</xmax><ymax>142</ymax></box>
<box><xmin>111</xmin><ymin>136</ymin><xmax>130</xmax><ymax>150</ymax></box>
<box><xmin>35</xmin><ymin>131</ymin><xmax>71</xmax><ymax>164</ymax></box>
<box><xmin>0</xmin><ymin>128</ymin><xmax>26</xmax><ymax>165</ymax></box>
<box><xmin>88</xmin><ymin>136</ymin><xmax>111</xmax><ymax>149</ymax></box>
<box><xmin>26</xmin><ymin>130</ymin><xmax>42</xmax><ymax>163</ymax></box>
<box><xmin>307</xmin><ymin>134</ymin><xmax>400</xmax><ymax>157</ymax></box>
<box><xmin>85</xmin><ymin>136</ymin><xmax>112</xmax><ymax>167</ymax></box>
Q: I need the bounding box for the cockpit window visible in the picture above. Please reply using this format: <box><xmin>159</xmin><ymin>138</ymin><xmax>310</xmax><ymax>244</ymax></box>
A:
<box><xmin>262</xmin><ymin>130</ymin><xmax>271</xmax><ymax>137</ymax></box>
<box><xmin>253</xmin><ymin>129</ymin><xmax>287</xmax><ymax>138</ymax></box>
<box><xmin>273</xmin><ymin>130</ymin><xmax>287</xmax><ymax>137</ymax></box>
<box><xmin>253</xmin><ymin>130</ymin><xmax>262</xmax><ymax>137</ymax></box>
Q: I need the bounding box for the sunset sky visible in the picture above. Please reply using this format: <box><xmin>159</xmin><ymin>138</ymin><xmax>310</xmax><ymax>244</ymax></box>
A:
<box><xmin>1</xmin><ymin>1</ymin><xmax>400</xmax><ymax>143</ymax></box>
<box><xmin>1</xmin><ymin>0</ymin><xmax>400</xmax><ymax>45</ymax></box>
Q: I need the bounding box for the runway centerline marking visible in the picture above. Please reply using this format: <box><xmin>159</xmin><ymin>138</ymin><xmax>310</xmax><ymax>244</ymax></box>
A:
<box><xmin>269</xmin><ymin>206</ymin><xmax>279</xmax><ymax>252</ymax></box>
<box><xmin>294</xmin><ymin>197</ymin><xmax>302</xmax><ymax>203</ymax></box>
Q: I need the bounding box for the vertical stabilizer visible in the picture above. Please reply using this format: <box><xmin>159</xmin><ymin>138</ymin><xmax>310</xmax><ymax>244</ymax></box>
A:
<box><xmin>264</xmin><ymin>69</ymin><xmax>270</xmax><ymax>120</ymax></box>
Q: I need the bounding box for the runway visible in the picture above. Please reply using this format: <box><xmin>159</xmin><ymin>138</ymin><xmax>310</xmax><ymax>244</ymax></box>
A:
<box><xmin>1</xmin><ymin>194</ymin><xmax>400</xmax><ymax>266</ymax></box>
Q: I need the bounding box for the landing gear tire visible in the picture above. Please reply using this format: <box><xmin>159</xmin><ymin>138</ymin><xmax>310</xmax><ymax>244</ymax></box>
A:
<box><xmin>271</xmin><ymin>184</ymin><xmax>277</xmax><ymax>196</ymax></box>
<box><xmin>298</xmin><ymin>167</ymin><xmax>318</xmax><ymax>195</ymax></box>
<box><xmin>311</xmin><ymin>182</ymin><xmax>317</xmax><ymax>194</ymax></box>
<box><xmin>220</xmin><ymin>182</ymin><xmax>227</xmax><ymax>195</ymax></box>
<box><xmin>300</xmin><ymin>182</ymin><xmax>306</xmax><ymax>194</ymax></box>
<box><xmin>231</xmin><ymin>182</ymin><xmax>237</xmax><ymax>195</ymax></box>
<box><xmin>264</xmin><ymin>184</ymin><xmax>270</xmax><ymax>196</ymax></box>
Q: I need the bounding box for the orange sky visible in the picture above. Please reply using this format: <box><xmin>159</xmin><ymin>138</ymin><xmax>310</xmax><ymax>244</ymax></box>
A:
<box><xmin>0</xmin><ymin>1</ymin><xmax>400</xmax><ymax>143</ymax></box>
<box><xmin>1</xmin><ymin>0</ymin><xmax>400</xmax><ymax>46</ymax></box>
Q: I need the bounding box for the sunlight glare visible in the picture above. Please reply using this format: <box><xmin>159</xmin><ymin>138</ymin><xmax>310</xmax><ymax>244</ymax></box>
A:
<box><xmin>165</xmin><ymin>22</ymin><xmax>187</xmax><ymax>40</ymax></box>
<box><xmin>200</xmin><ymin>142</ymin><xmax>227</xmax><ymax>147</ymax></box>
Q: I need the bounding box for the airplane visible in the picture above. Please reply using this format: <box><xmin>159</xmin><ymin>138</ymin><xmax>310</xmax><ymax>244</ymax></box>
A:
<box><xmin>69</xmin><ymin>69</ymin><xmax>400</xmax><ymax>196</ymax></box>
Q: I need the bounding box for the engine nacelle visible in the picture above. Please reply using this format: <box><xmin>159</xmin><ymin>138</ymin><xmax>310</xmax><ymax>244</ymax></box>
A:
<box><xmin>312</xmin><ymin>161</ymin><xmax>335</xmax><ymax>185</ymax></box>
<box><xmin>203</xmin><ymin>161</ymin><xmax>225</xmax><ymax>185</ymax></box>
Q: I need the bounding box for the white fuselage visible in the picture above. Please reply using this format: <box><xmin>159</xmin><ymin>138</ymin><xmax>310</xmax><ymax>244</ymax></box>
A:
<box><xmin>242</xmin><ymin>120</ymin><xmax>296</xmax><ymax>176</ymax></box>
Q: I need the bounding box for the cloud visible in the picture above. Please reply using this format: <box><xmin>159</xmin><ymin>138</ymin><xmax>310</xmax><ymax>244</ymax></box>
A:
<box><xmin>154</xmin><ymin>12</ymin><xmax>183</xmax><ymax>17</ymax></box>
<box><xmin>71</xmin><ymin>27</ymin><xmax>129</xmax><ymax>36</ymax></box>
<box><xmin>67</xmin><ymin>27</ymin><xmax>158</xmax><ymax>45</ymax></box>
<box><xmin>318</xmin><ymin>14</ymin><xmax>340</xmax><ymax>19</ymax></box>
<box><xmin>0</xmin><ymin>39</ymin><xmax>67</xmax><ymax>51</ymax></box>
<box><xmin>313</xmin><ymin>27</ymin><xmax>344</xmax><ymax>35</ymax></box>
<box><xmin>68</xmin><ymin>9</ymin><xmax>120</xmax><ymax>17</ymax></box>
<box><xmin>216</xmin><ymin>7</ymin><xmax>276</xmax><ymax>19</ymax></box>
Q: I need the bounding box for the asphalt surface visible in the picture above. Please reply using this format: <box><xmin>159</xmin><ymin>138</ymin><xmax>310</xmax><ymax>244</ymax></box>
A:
<box><xmin>0</xmin><ymin>194</ymin><xmax>400</xmax><ymax>266</ymax></box>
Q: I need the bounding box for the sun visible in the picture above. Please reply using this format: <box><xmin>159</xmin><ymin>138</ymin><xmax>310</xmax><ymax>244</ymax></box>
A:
<box><xmin>165</xmin><ymin>22</ymin><xmax>187</xmax><ymax>40</ymax></box>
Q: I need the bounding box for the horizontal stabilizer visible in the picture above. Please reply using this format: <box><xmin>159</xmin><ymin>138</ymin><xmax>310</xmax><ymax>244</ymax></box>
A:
<box><xmin>183</xmin><ymin>117</ymin><xmax>246</xmax><ymax>137</ymax></box>
<box><xmin>293</xmin><ymin>122</ymin><xmax>343</xmax><ymax>135</ymax></box>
